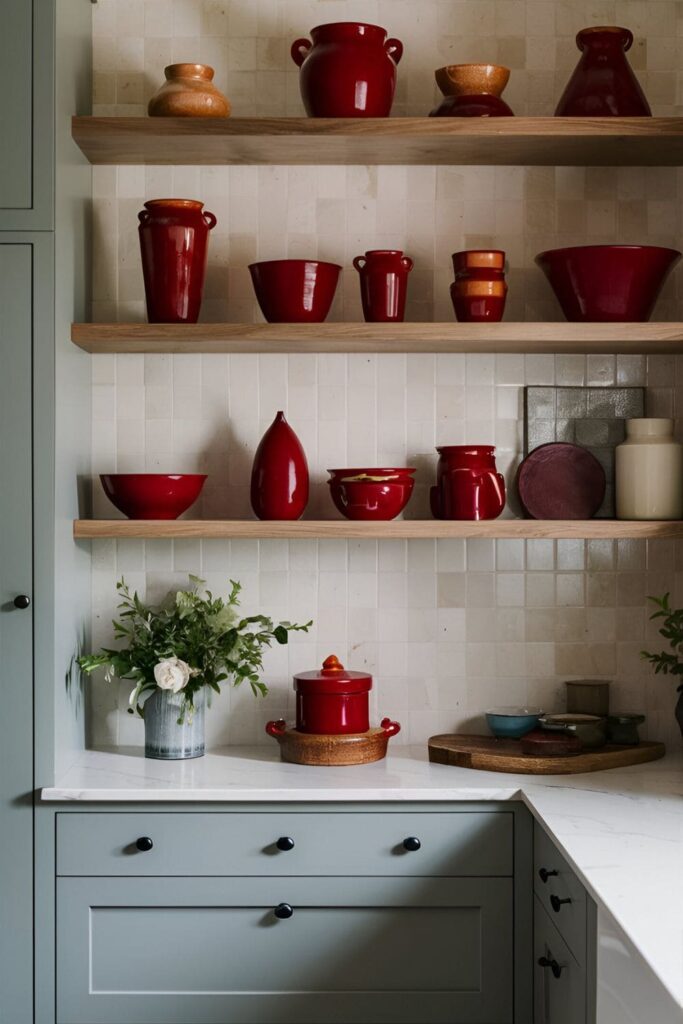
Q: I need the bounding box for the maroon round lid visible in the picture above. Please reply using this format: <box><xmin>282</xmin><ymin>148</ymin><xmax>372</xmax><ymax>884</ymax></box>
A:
<box><xmin>293</xmin><ymin>654</ymin><xmax>372</xmax><ymax>695</ymax></box>
<box><xmin>517</xmin><ymin>442</ymin><xmax>605</xmax><ymax>520</ymax></box>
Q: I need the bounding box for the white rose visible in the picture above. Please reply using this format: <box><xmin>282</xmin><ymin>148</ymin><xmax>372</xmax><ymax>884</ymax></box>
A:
<box><xmin>154</xmin><ymin>657</ymin><xmax>191</xmax><ymax>693</ymax></box>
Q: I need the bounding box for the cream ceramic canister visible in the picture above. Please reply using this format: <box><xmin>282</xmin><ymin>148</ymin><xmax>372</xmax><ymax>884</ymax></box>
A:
<box><xmin>615</xmin><ymin>418</ymin><xmax>683</xmax><ymax>520</ymax></box>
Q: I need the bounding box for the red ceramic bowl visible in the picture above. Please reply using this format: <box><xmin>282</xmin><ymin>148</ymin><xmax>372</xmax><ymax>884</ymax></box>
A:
<box><xmin>536</xmin><ymin>245</ymin><xmax>681</xmax><ymax>322</ymax></box>
<box><xmin>249</xmin><ymin>259</ymin><xmax>342</xmax><ymax>323</ymax></box>
<box><xmin>100</xmin><ymin>474</ymin><xmax>207</xmax><ymax>519</ymax></box>
<box><xmin>327</xmin><ymin>468</ymin><xmax>415</xmax><ymax>521</ymax></box>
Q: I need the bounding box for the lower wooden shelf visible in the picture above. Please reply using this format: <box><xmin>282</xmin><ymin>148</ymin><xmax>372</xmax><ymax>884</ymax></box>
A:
<box><xmin>73</xmin><ymin>519</ymin><xmax>683</xmax><ymax>540</ymax></box>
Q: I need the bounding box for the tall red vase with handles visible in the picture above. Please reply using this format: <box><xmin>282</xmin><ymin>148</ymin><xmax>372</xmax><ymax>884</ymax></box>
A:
<box><xmin>250</xmin><ymin>412</ymin><xmax>309</xmax><ymax>520</ymax></box>
<box><xmin>353</xmin><ymin>250</ymin><xmax>413</xmax><ymax>322</ymax></box>
<box><xmin>291</xmin><ymin>22</ymin><xmax>403</xmax><ymax>117</ymax></box>
<box><xmin>555</xmin><ymin>26</ymin><xmax>651</xmax><ymax>116</ymax></box>
<box><xmin>138</xmin><ymin>198</ymin><xmax>216</xmax><ymax>323</ymax></box>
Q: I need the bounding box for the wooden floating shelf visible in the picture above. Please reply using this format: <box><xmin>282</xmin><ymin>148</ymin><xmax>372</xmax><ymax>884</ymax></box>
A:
<box><xmin>73</xmin><ymin>519</ymin><xmax>683</xmax><ymax>540</ymax></box>
<box><xmin>72</xmin><ymin>321</ymin><xmax>683</xmax><ymax>355</ymax></box>
<box><xmin>71</xmin><ymin>116</ymin><xmax>683</xmax><ymax>167</ymax></box>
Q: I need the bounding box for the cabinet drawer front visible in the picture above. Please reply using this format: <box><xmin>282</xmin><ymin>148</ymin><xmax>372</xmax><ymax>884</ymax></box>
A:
<box><xmin>57</xmin><ymin>876</ymin><xmax>513</xmax><ymax>1024</ymax></box>
<box><xmin>57</xmin><ymin>810</ymin><xmax>513</xmax><ymax>877</ymax></box>
<box><xmin>534</xmin><ymin>894</ymin><xmax>586</xmax><ymax>1024</ymax></box>
<box><xmin>534</xmin><ymin>824</ymin><xmax>587</xmax><ymax>964</ymax></box>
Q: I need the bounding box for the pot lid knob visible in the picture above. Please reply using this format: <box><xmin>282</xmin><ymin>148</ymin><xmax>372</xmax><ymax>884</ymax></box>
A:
<box><xmin>322</xmin><ymin>654</ymin><xmax>344</xmax><ymax>672</ymax></box>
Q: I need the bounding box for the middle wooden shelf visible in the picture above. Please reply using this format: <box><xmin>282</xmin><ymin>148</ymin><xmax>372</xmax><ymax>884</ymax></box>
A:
<box><xmin>72</xmin><ymin>321</ymin><xmax>683</xmax><ymax>354</ymax></box>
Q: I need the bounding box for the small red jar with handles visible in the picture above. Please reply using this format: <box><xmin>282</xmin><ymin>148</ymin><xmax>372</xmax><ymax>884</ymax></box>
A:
<box><xmin>353</xmin><ymin>250</ymin><xmax>413</xmax><ymax>322</ymax></box>
<box><xmin>294</xmin><ymin>655</ymin><xmax>371</xmax><ymax>734</ymax></box>
<box><xmin>450</xmin><ymin>250</ymin><xmax>507</xmax><ymax>323</ymax></box>
<box><xmin>138</xmin><ymin>199</ymin><xmax>216</xmax><ymax>323</ymax></box>
<box><xmin>430</xmin><ymin>445</ymin><xmax>506</xmax><ymax>520</ymax></box>
<box><xmin>291</xmin><ymin>22</ymin><xmax>403</xmax><ymax>117</ymax></box>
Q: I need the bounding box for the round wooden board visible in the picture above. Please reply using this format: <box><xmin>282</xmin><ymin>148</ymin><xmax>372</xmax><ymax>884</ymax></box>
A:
<box><xmin>269</xmin><ymin>726</ymin><xmax>391</xmax><ymax>766</ymax></box>
<box><xmin>427</xmin><ymin>734</ymin><xmax>666</xmax><ymax>774</ymax></box>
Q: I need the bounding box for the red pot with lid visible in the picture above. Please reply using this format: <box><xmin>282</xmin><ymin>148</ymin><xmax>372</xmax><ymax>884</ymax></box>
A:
<box><xmin>294</xmin><ymin>654</ymin><xmax>372</xmax><ymax>734</ymax></box>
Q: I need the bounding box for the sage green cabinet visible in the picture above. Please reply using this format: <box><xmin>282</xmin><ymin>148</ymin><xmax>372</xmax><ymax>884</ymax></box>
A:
<box><xmin>0</xmin><ymin>242</ymin><xmax>35</xmax><ymax>1024</ymax></box>
<box><xmin>0</xmin><ymin>0</ymin><xmax>54</xmax><ymax>229</ymax></box>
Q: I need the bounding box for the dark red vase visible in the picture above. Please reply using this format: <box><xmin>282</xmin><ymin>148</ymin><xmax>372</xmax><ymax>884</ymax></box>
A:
<box><xmin>291</xmin><ymin>22</ymin><xmax>402</xmax><ymax>117</ymax></box>
<box><xmin>138</xmin><ymin>199</ymin><xmax>216</xmax><ymax>323</ymax></box>
<box><xmin>353</xmin><ymin>250</ymin><xmax>413</xmax><ymax>322</ymax></box>
<box><xmin>430</xmin><ymin>445</ymin><xmax>506</xmax><ymax>521</ymax></box>
<box><xmin>250</xmin><ymin>412</ymin><xmax>309</xmax><ymax>521</ymax></box>
<box><xmin>555</xmin><ymin>26</ymin><xmax>651</xmax><ymax>116</ymax></box>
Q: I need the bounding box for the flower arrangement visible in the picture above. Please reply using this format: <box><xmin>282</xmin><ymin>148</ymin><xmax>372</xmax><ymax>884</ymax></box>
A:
<box><xmin>78</xmin><ymin>575</ymin><xmax>311</xmax><ymax>722</ymax></box>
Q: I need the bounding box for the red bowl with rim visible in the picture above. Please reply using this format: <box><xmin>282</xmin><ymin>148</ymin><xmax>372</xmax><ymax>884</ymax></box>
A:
<box><xmin>249</xmin><ymin>259</ymin><xmax>342</xmax><ymax>322</ymax></box>
<box><xmin>100</xmin><ymin>474</ymin><xmax>207</xmax><ymax>519</ymax></box>
<box><xmin>327</xmin><ymin>468</ymin><xmax>415</xmax><ymax>520</ymax></box>
<box><xmin>535</xmin><ymin>245</ymin><xmax>681</xmax><ymax>322</ymax></box>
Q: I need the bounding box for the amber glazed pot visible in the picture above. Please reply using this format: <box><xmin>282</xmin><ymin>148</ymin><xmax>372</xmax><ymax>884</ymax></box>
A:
<box><xmin>148</xmin><ymin>63</ymin><xmax>231</xmax><ymax>117</ymax></box>
<box><xmin>430</xmin><ymin>64</ymin><xmax>513</xmax><ymax>117</ymax></box>
<box><xmin>450</xmin><ymin>250</ymin><xmax>508</xmax><ymax>322</ymax></box>
<box><xmin>138</xmin><ymin>199</ymin><xmax>216</xmax><ymax>323</ymax></box>
<box><xmin>555</xmin><ymin>26</ymin><xmax>650</xmax><ymax>116</ymax></box>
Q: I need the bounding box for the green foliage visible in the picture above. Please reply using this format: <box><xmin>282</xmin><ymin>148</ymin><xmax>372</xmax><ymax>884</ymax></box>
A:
<box><xmin>78</xmin><ymin>575</ymin><xmax>312</xmax><ymax>716</ymax></box>
<box><xmin>640</xmin><ymin>593</ymin><xmax>683</xmax><ymax>693</ymax></box>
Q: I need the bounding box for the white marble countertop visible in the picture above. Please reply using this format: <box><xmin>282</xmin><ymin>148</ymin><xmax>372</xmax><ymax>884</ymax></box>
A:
<box><xmin>42</xmin><ymin>746</ymin><xmax>683</xmax><ymax>1009</ymax></box>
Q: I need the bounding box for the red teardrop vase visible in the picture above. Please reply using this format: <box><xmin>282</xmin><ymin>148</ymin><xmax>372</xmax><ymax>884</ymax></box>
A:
<box><xmin>250</xmin><ymin>412</ymin><xmax>309</xmax><ymax>520</ymax></box>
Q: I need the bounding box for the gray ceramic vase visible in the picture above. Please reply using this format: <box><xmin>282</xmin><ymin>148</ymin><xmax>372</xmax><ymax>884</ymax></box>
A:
<box><xmin>143</xmin><ymin>688</ymin><xmax>205</xmax><ymax>760</ymax></box>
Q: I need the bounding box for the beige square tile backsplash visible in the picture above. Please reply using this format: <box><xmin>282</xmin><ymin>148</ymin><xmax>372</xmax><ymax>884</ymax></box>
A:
<box><xmin>90</xmin><ymin>0</ymin><xmax>683</xmax><ymax>749</ymax></box>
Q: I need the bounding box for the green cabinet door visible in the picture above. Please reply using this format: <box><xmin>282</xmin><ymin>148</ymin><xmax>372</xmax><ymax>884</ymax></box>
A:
<box><xmin>0</xmin><ymin>0</ymin><xmax>54</xmax><ymax>229</ymax></box>
<box><xmin>0</xmin><ymin>243</ymin><xmax>34</xmax><ymax>1024</ymax></box>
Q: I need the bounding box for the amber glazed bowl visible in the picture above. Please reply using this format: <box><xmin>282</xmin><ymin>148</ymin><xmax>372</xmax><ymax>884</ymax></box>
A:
<box><xmin>327</xmin><ymin>468</ymin><xmax>415</xmax><ymax>520</ymax></box>
<box><xmin>431</xmin><ymin>64</ymin><xmax>513</xmax><ymax>116</ymax></box>
<box><xmin>100</xmin><ymin>474</ymin><xmax>207</xmax><ymax>519</ymax></box>
<box><xmin>536</xmin><ymin>245</ymin><xmax>681</xmax><ymax>322</ymax></box>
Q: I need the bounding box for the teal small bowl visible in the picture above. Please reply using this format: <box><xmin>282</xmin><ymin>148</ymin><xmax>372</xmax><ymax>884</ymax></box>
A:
<box><xmin>486</xmin><ymin>707</ymin><xmax>544</xmax><ymax>739</ymax></box>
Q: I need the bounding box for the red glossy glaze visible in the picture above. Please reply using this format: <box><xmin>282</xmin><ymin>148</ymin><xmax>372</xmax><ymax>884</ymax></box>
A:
<box><xmin>291</xmin><ymin>22</ymin><xmax>402</xmax><ymax>117</ymax></box>
<box><xmin>328</xmin><ymin>470</ymin><xmax>415</xmax><ymax>520</ymax></box>
<box><xmin>353</xmin><ymin>250</ymin><xmax>413</xmax><ymax>322</ymax></box>
<box><xmin>249</xmin><ymin>259</ymin><xmax>341</xmax><ymax>323</ymax></box>
<box><xmin>250</xmin><ymin>412</ymin><xmax>309</xmax><ymax>521</ymax></box>
<box><xmin>100</xmin><ymin>473</ymin><xmax>207</xmax><ymax>520</ymax></box>
<box><xmin>431</xmin><ymin>94</ymin><xmax>513</xmax><ymax>117</ymax></box>
<box><xmin>536</xmin><ymin>245</ymin><xmax>681</xmax><ymax>322</ymax></box>
<box><xmin>294</xmin><ymin>654</ymin><xmax>372</xmax><ymax>734</ymax></box>
<box><xmin>555</xmin><ymin>26</ymin><xmax>651</xmax><ymax>116</ymax></box>
<box><xmin>430</xmin><ymin>446</ymin><xmax>506</xmax><ymax>521</ymax></box>
<box><xmin>450</xmin><ymin>250</ymin><xmax>507</xmax><ymax>323</ymax></box>
<box><xmin>138</xmin><ymin>199</ymin><xmax>216</xmax><ymax>323</ymax></box>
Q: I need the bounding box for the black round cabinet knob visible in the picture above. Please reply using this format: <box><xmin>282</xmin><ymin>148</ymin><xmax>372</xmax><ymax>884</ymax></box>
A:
<box><xmin>13</xmin><ymin>595</ymin><xmax>30</xmax><ymax>609</ymax></box>
<box><xmin>538</xmin><ymin>956</ymin><xmax>563</xmax><ymax>979</ymax></box>
<box><xmin>539</xmin><ymin>867</ymin><xmax>558</xmax><ymax>883</ymax></box>
<box><xmin>135</xmin><ymin>836</ymin><xmax>154</xmax><ymax>852</ymax></box>
<box><xmin>276</xmin><ymin>836</ymin><xmax>295</xmax><ymax>851</ymax></box>
<box><xmin>403</xmin><ymin>836</ymin><xmax>421</xmax><ymax>852</ymax></box>
<box><xmin>550</xmin><ymin>895</ymin><xmax>572</xmax><ymax>913</ymax></box>
<box><xmin>274</xmin><ymin>903</ymin><xmax>293</xmax><ymax>919</ymax></box>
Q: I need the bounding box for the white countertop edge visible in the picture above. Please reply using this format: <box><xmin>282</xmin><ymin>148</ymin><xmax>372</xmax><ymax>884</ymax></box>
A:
<box><xmin>40</xmin><ymin>746</ymin><xmax>683</xmax><ymax>1009</ymax></box>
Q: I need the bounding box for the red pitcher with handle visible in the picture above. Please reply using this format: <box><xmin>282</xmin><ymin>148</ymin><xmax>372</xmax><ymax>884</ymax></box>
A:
<box><xmin>291</xmin><ymin>22</ymin><xmax>403</xmax><ymax>117</ymax></box>
<box><xmin>353</xmin><ymin>250</ymin><xmax>413</xmax><ymax>322</ymax></box>
<box><xmin>138</xmin><ymin>199</ymin><xmax>216</xmax><ymax>323</ymax></box>
<box><xmin>430</xmin><ymin>445</ymin><xmax>506</xmax><ymax>520</ymax></box>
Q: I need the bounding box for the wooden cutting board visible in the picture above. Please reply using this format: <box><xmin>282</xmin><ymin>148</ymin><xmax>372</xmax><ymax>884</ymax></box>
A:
<box><xmin>428</xmin><ymin>734</ymin><xmax>666</xmax><ymax>775</ymax></box>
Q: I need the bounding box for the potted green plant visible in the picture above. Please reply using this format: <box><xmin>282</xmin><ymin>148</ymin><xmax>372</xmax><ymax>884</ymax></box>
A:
<box><xmin>641</xmin><ymin>593</ymin><xmax>683</xmax><ymax>739</ymax></box>
<box><xmin>78</xmin><ymin>575</ymin><xmax>311</xmax><ymax>760</ymax></box>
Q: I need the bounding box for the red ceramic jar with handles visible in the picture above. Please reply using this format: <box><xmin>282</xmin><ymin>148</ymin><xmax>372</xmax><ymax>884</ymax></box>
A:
<box><xmin>138</xmin><ymin>199</ymin><xmax>216</xmax><ymax>323</ymax></box>
<box><xmin>353</xmin><ymin>250</ymin><xmax>413</xmax><ymax>322</ymax></box>
<box><xmin>291</xmin><ymin>22</ymin><xmax>403</xmax><ymax>117</ymax></box>
<box><xmin>450</xmin><ymin>250</ymin><xmax>507</xmax><ymax>323</ymax></box>
<box><xmin>294</xmin><ymin>654</ymin><xmax>372</xmax><ymax>734</ymax></box>
<box><xmin>251</xmin><ymin>412</ymin><xmax>309</xmax><ymax>520</ymax></box>
<box><xmin>430</xmin><ymin>445</ymin><xmax>506</xmax><ymax>520</ymax></box>
<box><xmin>555</xmin><ymin>26</ymin><xmax>651</xmax><ymax>116</ymax></box>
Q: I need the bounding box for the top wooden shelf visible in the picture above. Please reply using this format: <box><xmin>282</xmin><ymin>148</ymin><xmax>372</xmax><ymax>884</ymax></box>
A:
<box><xmin>71</xmin><ymin>116</ymin><xmax>683</xmax><ymax>166</ymax></box>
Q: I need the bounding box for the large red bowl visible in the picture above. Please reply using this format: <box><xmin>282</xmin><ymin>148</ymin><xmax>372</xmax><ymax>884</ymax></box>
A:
<box><xmin>249</xmin><ymin>259</ymin><xmax>341</xmax><ymax>322</ymax></box>
<box><xmin>327</xmin><ymin>468</ymin><xmax>415</xmax><ymax>521</ymax></box>
<box><xmin>535</xmin><ymin>245</ymin><xmax>681</xmax><ymax>322</ymax></box>
<box><xmin>100</xmin><ymin>474</ymin><xmax>207</xmax><ymax>519</ymax></box>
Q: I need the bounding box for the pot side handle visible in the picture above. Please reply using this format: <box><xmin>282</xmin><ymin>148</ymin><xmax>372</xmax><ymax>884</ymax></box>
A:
<box><xmin>385</xmin><ymin>38</ymin><xmax>403</xmax><ymax>65</ymax></box>
<box><xmin>401</xmin><ymin>255</ymin><xmax>414</xmax><ymax>271</ymax></box>
<box><xmin>381</xmin><ymin>717</ymin><xmax>401</xmax><ymax>738</ymax></box>
<box><xmin>265</xmin><ymin>719</ymin><xmax>287</xmax><ymax>738</ymax></box>
<box><xmin>203</xmin><ymin>211</ymin><xmax>217</xmax><ymax>229</ymax></box>
<box><xmin>352</xmin><ymin>255</ymin><xmax>367</xmax><ymax>272</ymax></box>
<box><xmin>138</xmin><ymin>210</ymin><xmax>150</xmax><ymax>225</ymax></box>
<box><xmin>291</xmin><ymin>38</ymin><xmax>312</xmax><ymax>67</ymax></box>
